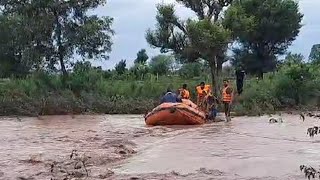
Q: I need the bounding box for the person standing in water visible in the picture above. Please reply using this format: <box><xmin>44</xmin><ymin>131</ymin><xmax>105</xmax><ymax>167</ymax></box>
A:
<box><xmin>222</xmin><ymin>80</ymin><xmax>234</xmax><ymax>122</ymax></box>
<box><xmin>196</xmin><ymin>82</ymin><xmax>211</xmax><ymax>111</ymax></box>
<box><xmin>205</xmin><ymin>93</ymin><xmax>218</xmax><ymax>121</ymax></box>
<box><xmin>179</xmin><ymin>84</ymin><xmax>190</xmax><ymax>100</ymax></box>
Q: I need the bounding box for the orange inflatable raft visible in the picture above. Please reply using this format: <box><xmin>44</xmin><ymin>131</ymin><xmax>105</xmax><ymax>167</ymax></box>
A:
<box><xmin>144</xmin><ymin>101</ymin><xmax>206</xmax><ymax>126</ymax></box>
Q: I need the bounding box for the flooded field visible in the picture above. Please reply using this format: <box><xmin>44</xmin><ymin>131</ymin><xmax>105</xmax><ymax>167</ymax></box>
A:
<box><xmin>0</xmin><ymin>114</ymin><xmax>319</xmax><ymax>179</ymax></box>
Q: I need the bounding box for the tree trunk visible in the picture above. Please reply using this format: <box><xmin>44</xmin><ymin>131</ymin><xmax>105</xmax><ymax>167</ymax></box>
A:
<box><xmin>256</xmin><ymin>51</ymin><xmax>265</xmax><ymax>80</ymax></box>
<box><xmin>217</xmin><ymin>59</ymin><xmax>223</xmax><ymax>75</ymax></box>
<box><xmin>54</xmin><ymin>12</ymin><xmax>67</xmax><ymax>78</ymax></box>
<box><xmin>257</xmin><ymin>69</ymin><xmax>264</xmax><ymax>80</ymax></box>
<box><xmin>209</xmin><ymin>58</ymin><xmax>218</xmax><ymax>96</ymax></box>
<box><xmin>216</xmin><ymin>58</ymin><xmax>223</xmax><ymax>97</ymax></box>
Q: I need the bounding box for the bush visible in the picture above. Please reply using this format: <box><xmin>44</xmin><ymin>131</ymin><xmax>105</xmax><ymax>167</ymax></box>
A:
<box><xmin>0</xmin><ymin>69</ymin><xmax>202</xmax><ymax>116</ymax></box>
<box><xmin>236</xmin><ymin>76</ymin><xmax>280</xmax><ymax>115</ymax></box>
<box><xmin>235</xmin><ymin>62</ymin><xmax>320</xmax><ymax>115</ymax></box>
<box><xmin>1</xmin><ymin>59</ymin><xmax>320</xmax><ymax>117</ymax></box>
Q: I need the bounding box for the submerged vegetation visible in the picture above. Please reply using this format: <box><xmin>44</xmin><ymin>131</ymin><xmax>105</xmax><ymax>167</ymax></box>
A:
<box><xmin>300</xmin><ymin>114</ymin><xmax>320</xmax><ymax>179</ymax></box>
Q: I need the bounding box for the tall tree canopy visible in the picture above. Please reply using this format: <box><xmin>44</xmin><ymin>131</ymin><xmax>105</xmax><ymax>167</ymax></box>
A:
<box><xmin>224</xmin><ymin>0</ymin><xmax>303</xmax><ymax>78</ymax></box>
<box><xmin>0</xmin><ymin>14</ymin><xmax>32</xmax><ymax>77</ymax></box>
<box><xmin>149</xmin><ymin>55</ymin><xmax>174</xmax><ymax>76</ymax></box>
<box><xmin>130</xmin><ymin>49</ymin><xmax>150</xmax><ymax>79</ymax></box>
<box><xmin>187</xmin><ymin>19</ymin><xmax>231</xmax><ymax>91</ymax></box>
<box><xmin>309</xmin><ymin>44</ymin><xmax>320</xmax><ymax>63</ymax></box>
<box><xmin>146</xmin><ymin>1</ymin><xmax>233</xmax><ymax>93</ymax></box>
<box><xmin>115</xmin><ymin>59</ymin><xmax>127</xmax><ymax>75</ymax></box>
<box><xmin>0</xmin><ymin>0</ymin><xmax>114</xmax><ymax>77</ymax></box>
<box><xmin>0</xmin><ymin>8</ymin><xmax>56</xmax><ymax>77</ymax></box>
<box><xmin>134</xmin><ymin>49</ymin><xmax>149</xmax><ymax>64</ymax></box>
<box><xmin>178</xmin><ymin>62</ymin><xmax>203</xmax><ymax>78</ymax></box>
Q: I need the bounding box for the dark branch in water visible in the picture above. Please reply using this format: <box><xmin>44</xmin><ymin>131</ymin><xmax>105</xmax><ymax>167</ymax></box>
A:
<box><xmin>269</xmin><ymin>117</ymin><xmax>283</xmax><ymax>123</ymax></box>
<box><xmin>300</xmin><ymin>112</ymin><xmax>320</xmax><ymax>179</ymax></box>
<box><xmin>80</xmin><ymin>157</ymin><xmax>89</xmax><ymax>177</ymax></box>
<box><xmin>300</xmin><ymin>113</ymin><xmax>305</xmax><ymax>121</ymax></box>
<box><xmin>300</xmin><ymin>165</ymin><xmax>320</xmax><ymax>179</ymax></box>
<box><xmin>50</xmin><ymin>150</ymin><xmax>90</xmax><ymax>179</ymax></box>
<box><xmin>306</xmin><ymin>113</ymin><xmax>320</xmax><ymax>119</ymax></box>
<box><xmin>302</xmin><ymin>112</ymin><xmax>320</xmax><ymax>137</ymax></box>
<box><xmin>307</xmin><ymin>126</ymin><xmax>320</xmax><ymax>137</ymax></box>
<box><xmin>70</xmin><ymin>149</ymin><xmax>77</xmax><ymax>159</ymax></box>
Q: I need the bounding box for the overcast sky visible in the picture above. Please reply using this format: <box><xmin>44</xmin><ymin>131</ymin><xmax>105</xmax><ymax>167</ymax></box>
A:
<box><xmin>92</xmin><ymin>0</ymin><xmax>320</xmax><ymax>69</ymax></box>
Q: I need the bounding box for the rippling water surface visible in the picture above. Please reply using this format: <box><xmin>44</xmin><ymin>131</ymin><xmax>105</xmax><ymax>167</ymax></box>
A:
<box><xmin>114</xmin><ymin>114</ymin><xmax>320</xmax><ymax>179</ymax></box>
<box><xmin>0</xmin><ymin>114</ymin><xmax>319</xmax><ymax>179</ymax></box>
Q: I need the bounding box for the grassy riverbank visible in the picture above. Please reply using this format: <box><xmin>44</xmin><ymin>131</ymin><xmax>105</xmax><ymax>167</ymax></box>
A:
<box><xmin>1</xmin><ymin>60</ymin><xmax>320</xmax><ymax>117</ymax></box>
<box><xmin>0</xmin><ymin>73</ymin><xmax>206</xmax><ymax>116</ymax></box>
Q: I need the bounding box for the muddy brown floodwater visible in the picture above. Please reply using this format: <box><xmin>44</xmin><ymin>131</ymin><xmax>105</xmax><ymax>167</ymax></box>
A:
<box><xmin>0</xmin><ymin>114</ymin><xmax>320</xmax><ymax>180</ymax></box>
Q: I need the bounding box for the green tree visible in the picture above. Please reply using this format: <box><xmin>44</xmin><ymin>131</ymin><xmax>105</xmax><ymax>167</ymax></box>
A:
<box><xmin>146</xmin><ymin>1</ymin><xmax>233</xmax><ymax>93</ymax></box>
<box><xmin>284</xmin><ymin>53</ymin><xmax>304</xmax><ymax>64</ymax></box>
<box><xmin>73</xmin><ymin>61</ymin><xmax>93</xmax><ymax>73</ymax></box>
<box><xmin>130</xmin><ymin>63</ymin><xmax>149</xmax><ymax>80</ymax></box>
<box><xmin>131</xmin><ymin>49</ymin><xmax>150</xmax><ymax>79</ymax></box>
<box><xmin>187</xmin><ymin>19</ymin><xmax>231</xmax><ymax>93</ymax></box>
<box><xmin>115</xmin><ymin>59</ymin><xmax>127</xmax><ymax>75</ymax></box>
<box><xmin>69</xmin><ymin>61</ymin><xmax>105</xmax><ymax>94</ymax></box>
<box><xmin>149</xmin><ymin>55</ymin><xmax>173</xmax><ymax>76</ymax></box>
<box><xmin>178</xmin><ymin>62</ymin><xmax>202</xmax><ymax>78</ymax></box>
<box><xmin>224</xmin><ymin>0</ymin><xmax>303</xmax><ymax>78</ymax></box>
<box><xmin>231</xmin><ymin>47</ymin><xmax>262</xmax><ymax>76</ymax></box>
<box><xmin>278</xmin><ymin>54</ymin><xmax>311</xmax><ymax>105</ymax></box>
<box><xmin>134</xmin><ymin>49</ymin><xmax>149</xmax><ymax>64</ymax></box>
<box><xmin>309</xmin><ymin>44</ymin><xmax>320</xmax><ymax>63</ymax></box>
<box><xmin>0</xmin><ymin>13</ymin><xmax>51</xmax><ymax>77</ymax></box>
<box><xmin>0</xmin><ymin>15</ymin><xmax>22</xmax><ymax>77</ymax></box>
<box><xmin>1</xmin><ymin>0</ymin><xmax>114</xmax><ymax>78</ymax></box>
<box><xmin>276</xmin><ymin>52</ymin><xmax>303</xmax><ymax>70</ymax></box>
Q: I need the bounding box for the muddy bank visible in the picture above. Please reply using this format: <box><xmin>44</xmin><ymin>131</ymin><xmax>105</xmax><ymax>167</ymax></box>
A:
<box><xmin>0</xmin><ymin>94</ymin><xmax>158</xmax><ymax>116</ymax></box>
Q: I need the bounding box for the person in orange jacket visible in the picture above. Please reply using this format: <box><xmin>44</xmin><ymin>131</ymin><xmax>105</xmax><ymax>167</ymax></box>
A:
<box><xmin>179</xmin><ymin>84</ymin><xmax>190</xmax><ymax>100</ymax></box>
<box><xmin>196</xmin><ymin>82</ymin><xmax>211</xmax><ymax>111</ymax></box>
<box><xmin>222</xmin><ymin>79</ymin><xmax>234</xmax><ymax>122</ymax></box>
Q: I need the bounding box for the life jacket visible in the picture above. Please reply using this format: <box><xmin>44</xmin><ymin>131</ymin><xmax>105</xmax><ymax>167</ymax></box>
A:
<box><xmin>222</xmin><ymin>86</ymin><xmax>232</xmax><ymax>102</ymax></box>
<box><xmin>196</xmin><ymin>85</ymin><xmax>211</xmax><ymax>98</ymax></box>
<box><xmin>179</xmin><ymin>88</ymin><xmax>190</xmax><ymax>99</ymax></box>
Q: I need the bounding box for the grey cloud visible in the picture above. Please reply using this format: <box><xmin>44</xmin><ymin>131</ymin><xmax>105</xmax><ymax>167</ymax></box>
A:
<box><xmin>288</xmin><ymin>0</ymin><xmax>320</xmax><ymax>58</ymax></box>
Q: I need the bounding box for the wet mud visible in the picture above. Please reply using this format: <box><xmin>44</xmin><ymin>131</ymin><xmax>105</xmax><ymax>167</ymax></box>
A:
<box><xmin>0</xmin><ymin>114</ymin><xmax>320</xmax><ymax>179</ymax></box>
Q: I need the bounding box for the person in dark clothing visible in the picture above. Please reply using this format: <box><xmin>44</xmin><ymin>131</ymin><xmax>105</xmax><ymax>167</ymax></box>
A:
<box><xmin>205</xmin><ymin>93</ymin><xmax>219</xmax><ymax>121</ymax></box>
<box><xmin>160</xmin><ymin>88</ymin><xmax>182</xmax><ymax>104</ymax></box>
<box><xmin>235</xmin><ymin>68</ymin><xmax>245</xmax><ymax>95</ymax></box>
